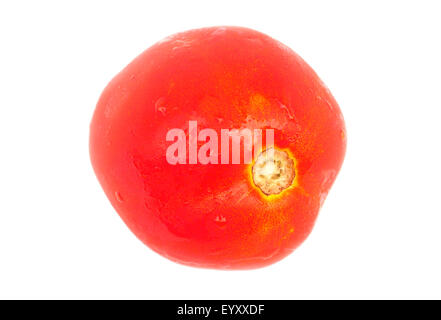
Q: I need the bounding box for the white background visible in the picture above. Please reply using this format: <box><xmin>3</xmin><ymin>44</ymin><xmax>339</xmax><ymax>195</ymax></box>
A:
<box><xmin>0</xmin><ymin>1</ymin><xmax>440</xmax><ymax>299</ymax></box>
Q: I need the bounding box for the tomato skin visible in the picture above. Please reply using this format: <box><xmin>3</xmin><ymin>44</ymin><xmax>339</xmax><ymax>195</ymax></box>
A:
<box><xmin>90</xmin><ymin>26</ymin><xmax>346</xmax><ymax>269</ymax></box>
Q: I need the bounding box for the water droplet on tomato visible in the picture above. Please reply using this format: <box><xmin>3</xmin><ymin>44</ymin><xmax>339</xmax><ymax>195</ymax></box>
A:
<box><xmin>115</xmin><ymin>192</ymin><xmax>124</xmax><ymax>203</ymax></box>
<box><xmin>214</xmin><ymin>214</ymin><xmax>227</xmax><ymax>227</ymax></box>
<box><xmin>155</xmin><ymin>97</ymin><xmax>167</xmax><ymax>115</ymax></box>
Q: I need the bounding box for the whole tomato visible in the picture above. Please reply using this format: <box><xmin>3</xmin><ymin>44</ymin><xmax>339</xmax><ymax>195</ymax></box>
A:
<box><xmin>90</xmin><ymin>26</ymin><xmax>346</xmax><ymax>269</ymax></box>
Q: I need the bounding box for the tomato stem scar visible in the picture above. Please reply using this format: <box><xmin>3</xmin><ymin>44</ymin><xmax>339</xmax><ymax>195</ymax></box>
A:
<box><xmin>252</xmin><ymin>148</ymin><xmax>295</xmax><ymax>195</ymax></box>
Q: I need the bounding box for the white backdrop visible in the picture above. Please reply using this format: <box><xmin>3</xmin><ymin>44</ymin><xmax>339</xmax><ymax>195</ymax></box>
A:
<box><xmin>1</xmin><ymin>0</ymin><xmax>440</xmax><ymax>299</ymax></box>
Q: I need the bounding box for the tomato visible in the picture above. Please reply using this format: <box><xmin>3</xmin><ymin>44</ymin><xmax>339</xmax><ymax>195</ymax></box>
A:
<box><xmin>90</xmin><ymin>26</ymin><xmax>346</xmax><ymax>269</ymax></box>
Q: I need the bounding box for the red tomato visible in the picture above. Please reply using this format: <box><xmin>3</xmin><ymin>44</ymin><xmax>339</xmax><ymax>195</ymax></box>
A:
<box><xmin>90</xmin><ymin>26</ymin><xmax>346</xmax><ymax>269</ymax></box>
